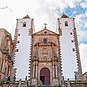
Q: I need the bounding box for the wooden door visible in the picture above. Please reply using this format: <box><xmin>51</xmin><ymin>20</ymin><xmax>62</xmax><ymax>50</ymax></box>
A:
<box><xmin>40</xmin><ymin>68</ymin><xmax>50</xmax><ymax>85</ymax></box>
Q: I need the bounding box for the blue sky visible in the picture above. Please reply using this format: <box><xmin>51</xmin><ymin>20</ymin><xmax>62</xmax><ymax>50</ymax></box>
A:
<box><xmin>64</xmin><ymin>1</ymin><xmax>87</xmax><ymax>44</ymax></box>
<box><xmin>0</xmin><ymin>0</ymin><xmax>87</xmax><ymax>74</ymax></box>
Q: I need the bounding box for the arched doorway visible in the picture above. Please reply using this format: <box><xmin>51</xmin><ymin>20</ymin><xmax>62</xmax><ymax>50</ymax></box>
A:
<box><xmin>40</xmin><ymin>67</ymin><xmax>50</xmax><ymax>85</ymax></box>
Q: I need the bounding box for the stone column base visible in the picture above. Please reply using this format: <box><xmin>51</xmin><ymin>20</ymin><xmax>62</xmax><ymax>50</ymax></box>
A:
<box><xmin>52</xmin><ymin>78</ymin><xmax>58</xmax><ymax>86</ymax></box>
<box><xmin>31</xmin><ymin>78</ymin><xmax>37</xmax><ymax>86</ymax></box>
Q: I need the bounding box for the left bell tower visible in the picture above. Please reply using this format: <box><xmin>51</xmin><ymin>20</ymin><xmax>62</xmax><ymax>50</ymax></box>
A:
<box><xmin>13</xmin><ymin>15</ymin><xmax>34</xmax><ymax>80</ymax></box>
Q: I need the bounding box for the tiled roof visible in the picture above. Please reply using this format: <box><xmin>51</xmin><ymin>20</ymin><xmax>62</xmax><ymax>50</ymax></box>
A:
<box><xmin>61</xmin><ymin>14</ymin><xmax>69</xmax><ymax>18</ymax></box>
<box><xmin>22</xmin><ymin>15</ymin><xmax>30</xmax><ymax>19</ymax></box>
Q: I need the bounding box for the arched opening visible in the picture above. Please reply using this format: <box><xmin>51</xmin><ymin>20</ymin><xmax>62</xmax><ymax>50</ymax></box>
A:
<box><xmin>65</xmin><ymin>21</ymin><xmax>68</xmax><ymax>26</ymax></box>
<box><xmin>40</xmin><ymin>67</ymin><xmax>50</xmax><ymax>85</ymax></box>
<box><xmin>23</xmin><ymin>22</ymin><xmax>26</xmax><ymax>27</ymax></box>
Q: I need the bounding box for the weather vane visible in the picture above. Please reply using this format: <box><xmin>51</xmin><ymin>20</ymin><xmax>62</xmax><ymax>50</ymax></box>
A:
<box><xmin>44</xmin><ymin>23</ymin><xmax>47</xmax><ymax>29</ymax></box>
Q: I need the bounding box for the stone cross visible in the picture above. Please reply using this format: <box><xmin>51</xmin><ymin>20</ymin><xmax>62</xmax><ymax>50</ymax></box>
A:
<box><xmin>44</xmin><ymin>23</ymin><xmax>47</xmax><ymax>29</ymax></box>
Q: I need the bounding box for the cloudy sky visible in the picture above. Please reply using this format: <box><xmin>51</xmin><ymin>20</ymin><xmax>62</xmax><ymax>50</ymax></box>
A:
<box><xmin>0</xmin><ymin>0</ymin><xmax>87</xmax><ymax>74</ymax></box>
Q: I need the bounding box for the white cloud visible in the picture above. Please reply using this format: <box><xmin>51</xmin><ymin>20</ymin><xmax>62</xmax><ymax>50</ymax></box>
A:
<box><xmin>74</xmin><ymin>11</ymin><xmax>87</xmax><ymax>43</ymax></box>
<box><xmin>75</xmin><ymin>13</ymin><xmax>87</xmax><ymax>29</ymax></box>
<box><xmin>79</xmin><ymin>43</ymin><xmax>87</xmax><ymax>73</ymax></box>
<box><xmin>80</xmin><ymin>0</ymin><xmax>87</xmax><ymax>8</ymax></box>
<box><xmin>77</xmin><ymin>30</ymin><xmax>87</xmax><ymax>43</ymax></box>
<box><xmin>65</xmin><ymin>0</ymin><xmax>76</xmax><ymax>8</ymax></box>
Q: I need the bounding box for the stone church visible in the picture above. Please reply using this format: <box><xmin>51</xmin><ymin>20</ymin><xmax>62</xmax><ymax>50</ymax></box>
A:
<box><xmin>0</xmin><ymin>29</ymin><xmax>14</xmax><ymax>80</ymax></box>
<box><xmin>0</xmin><ymin>14</ymin><xmax>83</xmax><ymax>87</ymax></box>
<box><xmin>12</xmin><ymin>14</ymin><xmax>83</xmax><ymax>86</ymax></box>
<box><xmin>30</xmin><ymin>27</ymin><xmax>61</xmax><ymax>86</ymax></box>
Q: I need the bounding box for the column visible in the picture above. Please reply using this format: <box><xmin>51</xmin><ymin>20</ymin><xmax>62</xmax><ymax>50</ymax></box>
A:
<box><xmin>54</xmin><ymin>65</ymin><xmax>56</xmax><ymax>78</ymax></box>
<box><xmin>34</xmin><ymin>65</ymin><xmax>36</xmax><ymax>78</ymax></box>
<box><xmin>35</xmin><ymin>61</ymin><xmax>38</xmax><ymax>78</ymax></box>
<box><xmin>2</xmin><ymin>59</ymin><xmax>5</xmax><ymax>73</ymax></box>
<box><xmin>0</xmin><ymin>58</ymin><xmax>2</xmax><ymax>70</ymax></box>
<box><xmin>36</xmin><ymin>65</ymin><xmax>37</xmax><ymax>78</ymax></box>
<box><xmin>33</xmin><ymin>65</ymin><xmax>35</xmax><ymax>78</ymax></box>
<box><xmin>56</xmin><ymin>65</ymin><xmax>58</xmax><ymax>78</ymax></box>
<box><xmin>52</xmin><ymin>65</ymin><xmax>54</xmax><ymax>78</ymax></box>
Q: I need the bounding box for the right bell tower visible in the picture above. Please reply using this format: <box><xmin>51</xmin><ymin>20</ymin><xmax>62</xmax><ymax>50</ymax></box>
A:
<box><xmin>57</xmin><ymin>14</ymin><xmax>83</xmax><ymax>80</ymax></box>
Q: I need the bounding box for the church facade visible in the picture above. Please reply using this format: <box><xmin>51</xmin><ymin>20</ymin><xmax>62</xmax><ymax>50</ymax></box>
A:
<box><xmin>30</xmin><ymin>28</ymin><xmax>62</xmax><ymax>86</ymax></box>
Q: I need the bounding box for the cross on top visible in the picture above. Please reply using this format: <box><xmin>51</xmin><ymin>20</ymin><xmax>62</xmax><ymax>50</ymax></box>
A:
<box><xmin>44</xmin><ymin>23</ymin><xmax>47</xmax><ymax>29</ymax></box>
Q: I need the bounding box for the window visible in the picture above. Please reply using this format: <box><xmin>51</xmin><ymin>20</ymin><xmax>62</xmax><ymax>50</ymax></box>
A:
<box><xmin>86</xmin><ymin>76</ymin><xmax>87</xmax><ymax>80</ymax></box>
<box><xmin>72</xmin><ymin>48</ymin><xmax>75</xmax><ymax>51</ymax></box>
<box><xmin>23</xmin><ymin>22</ymin><xmax>26</xmax><ymax>27</ymax></box>
<box><xmin>44</xmin><ymin>31</ymin><xmax>47</xmax><ymax>34</ymax></box>
<box><xmin>18</xmin><ymin>34</ymin><xmax>20</xmax><ymax>36</ymax></box>
<box><xmin>70</xmin><ymin>32</ymin><xmax>72</xmax><ymax>35</ymax></box>
<box><xmin>71</xmin><ymin>40</ymin><xmax>74</xmax><ymax>43</ymax></box>
<box><xmin>65</xmin><ymin>21</ymin><xmax>68</xmax><ymax>26</ymax></box>
<box><xmin>17</xmin><ymin>41</ymin><xmax>20</xmax><ymax>43</ymax></box>
<box><xmin>43</xmin><ymin>38</ymin><xmax>47</xmax><ymax>44</ymax></box>
<box><xmin>0</xmin><ymin>75</ymin><xmax>1</xmax><ymax>79</ymax></box>
<box><xmin>16</xmin><ymin>49</ymin><xmax>19</xmax><ymax>52</ymax></box>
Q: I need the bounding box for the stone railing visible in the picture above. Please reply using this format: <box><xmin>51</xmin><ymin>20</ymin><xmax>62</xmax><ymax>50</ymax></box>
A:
<box><xmin>63</xmin><ymin>79</ymin><xmax>87</xmax><ymax>87</ymax></box>
<box><xmin>0</xmin><ymin>79</ymin><xmax>87</xmax><ymax>87</ymax></box>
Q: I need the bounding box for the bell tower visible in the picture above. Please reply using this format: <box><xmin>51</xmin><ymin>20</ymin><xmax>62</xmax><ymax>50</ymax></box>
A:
<box><xmin>57</xmin><ymin>14</ymin><xmax>82</xmax><ymax>80</ymax></box>
<box><xmin>13</xmin><ymin>15</ymin><xmax>34</xmax><ymax>80</ymax></box>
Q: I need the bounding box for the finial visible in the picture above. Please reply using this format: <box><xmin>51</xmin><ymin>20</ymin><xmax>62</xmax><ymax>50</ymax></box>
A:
<box><xmin>43</xmin><ymin>23</ymin><xmax>47</xmax><ymax>29</ymax></box>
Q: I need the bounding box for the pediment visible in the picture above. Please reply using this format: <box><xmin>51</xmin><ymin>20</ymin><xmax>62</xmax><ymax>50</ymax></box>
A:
<box><xmin>33</xmin><ymin>29</ymin><xmax>58</xmax><ymax>35</ymax></box>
